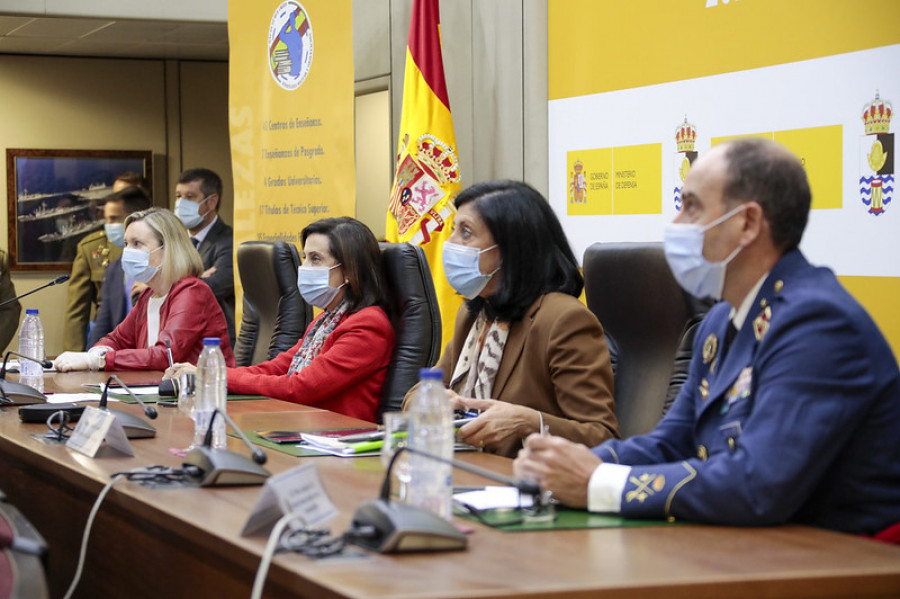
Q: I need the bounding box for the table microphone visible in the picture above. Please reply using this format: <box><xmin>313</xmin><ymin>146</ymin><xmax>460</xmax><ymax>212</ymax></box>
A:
<box><xmin>97</xmin><ymin>375</ymin><xmax>158</xmax><ymax>439</ymax></box>
<box><xmin>182</xmin><ymin>408</ymin><xmax>270</xmax><ymax>487</ymax></box>
<box><xmin>0</xmin><ymin>274</ymin><xmax>69</xmax><ymax>308</ymax></box>
<box><xmin>0</xmin><ymin>351</ymin><xmax>50</xmax><ymax>406</ymax></box>
<box><xmin>0</xmin><ymin>524</ymin><xmax>45</xmax><ymax>556</ymax></box>
<box><xmin>349</xmin><ymin>444</ymin><xmax>541</xmax><ymax>554</ymax></box>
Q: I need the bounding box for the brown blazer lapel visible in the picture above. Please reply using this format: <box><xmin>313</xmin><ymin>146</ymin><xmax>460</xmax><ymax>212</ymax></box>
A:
<box><xmin>491</xmin><ymin>296</ymin><xmax>543</xmax><ymax>398</ymax></box>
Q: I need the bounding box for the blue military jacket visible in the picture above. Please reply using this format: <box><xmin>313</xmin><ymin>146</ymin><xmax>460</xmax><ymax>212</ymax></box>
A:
<box><xmin>594</xmin><ymin>250</ymin><xmax>900</xmax><ymax>534</ymax></box>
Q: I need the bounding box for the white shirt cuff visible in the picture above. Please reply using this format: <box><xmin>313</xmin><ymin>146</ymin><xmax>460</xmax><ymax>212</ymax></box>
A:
<box><xmin>587</xmin><ymin>462</ymin><xmax>631</xmax><ymax>513</ymax></box>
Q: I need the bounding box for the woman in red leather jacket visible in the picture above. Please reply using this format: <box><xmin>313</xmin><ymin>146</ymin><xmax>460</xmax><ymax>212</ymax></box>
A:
<box><xmin>166</xmin><ymin>217</ymin><xmax>395</xmax><ymax>422</ymax></box>
<box><xmin>55</xmin><ymin>208</ymin><xmax>234</xmax><ymax>372</ymax></box>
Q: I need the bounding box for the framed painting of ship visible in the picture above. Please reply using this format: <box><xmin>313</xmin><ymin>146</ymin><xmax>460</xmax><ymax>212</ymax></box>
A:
<box><xmin>6</xmin><ymin>149</ymin><xmax>152</xmax><ymax>271</ymax></box>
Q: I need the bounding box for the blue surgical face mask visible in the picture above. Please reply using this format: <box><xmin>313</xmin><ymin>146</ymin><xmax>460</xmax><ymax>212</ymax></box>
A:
<box><xmin>174</xmin><ymin>196</ymin><xmax>210</xmax><ymax>229</ymax></box>
<box><xmin>297</xmin><ymin>263</ymin><xmax>345</xmax><ymax>309</ymax></box>
<box><xmin>105</xmin><ymin>223</ymin><xmax>125</xmax><ymax>248</ymax></box>
<box><xmin>664</xmin><ymin>204</ymin><xmax>746</xmax><ymax>300</ymax></box>
<box><xmin>442</xmin><ymin>241</ymin><xmax>500</xmax><ymax>299</ymax></box>
<box><xmin>121</xmin><ymin>246</ymin><xmax>164</xmax><ymax>284</ymax></box>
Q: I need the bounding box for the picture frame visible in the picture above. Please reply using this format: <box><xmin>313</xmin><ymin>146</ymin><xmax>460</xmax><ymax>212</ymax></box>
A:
<box><xmin>6</xmin><ymin>149</ymin><xmax>153</xmax><ymax>271</ymax></box>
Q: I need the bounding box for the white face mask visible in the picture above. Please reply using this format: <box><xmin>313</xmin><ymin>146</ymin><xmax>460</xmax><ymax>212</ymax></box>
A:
<box><xmin>104</xmin><ymin>223</ymin><xmax>125</xmax><ymax>248</ymax></box>
<box><xmin>663</xmin><ymin>204</ymin><xmax>746</xmax><ymax>300</ymax></box>
<box><xmin>297</xmin><ymin>263</ymin><xmax>345</xmax><ymax>309</ymax></box>
<box><xmin>442</xmin><ymin>241</ymin><xmax>499</xmax><ymax>299</ymax></box>
<box><xmin>174</xmin><ymin>196</ymin><xmax>211</xmax><ymax>229</ymax></box>
<box><xmin>121</xmin><ymin>245</ymin><xmax>164</xmax><ymax>284</ymax></box>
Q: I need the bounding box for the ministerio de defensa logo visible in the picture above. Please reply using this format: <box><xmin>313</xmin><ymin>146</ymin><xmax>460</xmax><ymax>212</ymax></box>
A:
<box><xmin>268</xmin><ymin>1</ymin><xmax>314</xmax><ymax>91</ymax></box>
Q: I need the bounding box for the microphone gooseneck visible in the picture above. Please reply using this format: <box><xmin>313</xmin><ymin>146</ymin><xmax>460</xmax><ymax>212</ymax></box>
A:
<box><xmin>205</xmin><ymin>408</ymin><xmax>267</xmax><ymax>465</ymax></box>
<box><xmin>381</xmin><ymin>446</ymin><xmax>541</xmax><ymax>501</ymax></box>
<box><xmin>0</xmin><ymin>350</ymin><xmax>53</xmax><ymax>380</ymax></box>
<box><xmin>0</xmin><ymin>274</ymin><xmax>71</xmax><ymax>309</ymax></box>
<box><xmin>110</xmin><ymin>375</ymin><xmax>158</xmax><ymax>419</ymax></box>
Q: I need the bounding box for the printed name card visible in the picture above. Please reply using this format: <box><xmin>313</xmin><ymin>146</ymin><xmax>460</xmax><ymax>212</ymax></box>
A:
<box><xmin>241</xmin><ymin>462</ymin><xmax>337</xmax><ymax>536</ymax></box>
<box><xmin>66</xmin><ymin>406</ymin><xmax>134</xmax><ymax>457</ymax></box>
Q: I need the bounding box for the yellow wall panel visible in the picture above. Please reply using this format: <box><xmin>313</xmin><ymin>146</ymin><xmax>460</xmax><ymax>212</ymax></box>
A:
<box><xmin>839</xmin><ymin>275</ymin><xmax>900</xmax><ymax>364</ymax></box>
<box><xmin>567</xmin><ymin>148</ymin><xmax>613</xmax><ymax>216</ymax></box>
<box><xmin>774</xmin><ymin>125</ymin><xmax>843</xmax><ymax>210</ymax></box>
<box><xmin>612</xmin><ymin>143</ymin><xmax>662</xmax><ymax>215</ymax></box>
<box><xmin>549</xmin><ymin>0</ymin><xmax>900</xmax><ymax>100</ymax></box>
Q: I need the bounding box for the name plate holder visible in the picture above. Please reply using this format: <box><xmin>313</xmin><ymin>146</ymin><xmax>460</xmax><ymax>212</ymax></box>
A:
<box><xmin>241</xmin><ymin>462</ymin><xmax>337</xmax><ymax>536</ymax></box>
<box><xmin>66</xmin><ymin>406</ymin><xmax>135</xmax><ymax>457</ymax></box>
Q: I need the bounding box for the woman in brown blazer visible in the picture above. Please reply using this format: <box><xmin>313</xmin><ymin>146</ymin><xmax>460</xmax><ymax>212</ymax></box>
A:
<box><xmin>405</xmin><ymin>181</ymin><xmax>619</xmax><ymax>457</ymax></box>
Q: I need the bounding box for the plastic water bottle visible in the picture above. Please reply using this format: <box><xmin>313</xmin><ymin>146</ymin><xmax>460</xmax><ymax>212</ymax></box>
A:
<box><xmin>407</xmin><ymin>368</ymin><xmax>454</xmax><ymax>520</ymax></box>
<box><xmin>194</xmin><ymin>338</ymin><xmax>227</xmax><ymax>450</ymax></box>
<box><xmin>18</xmin><ymin>309</ymin><xmax>45</xmax><ymax>377</ymax></box>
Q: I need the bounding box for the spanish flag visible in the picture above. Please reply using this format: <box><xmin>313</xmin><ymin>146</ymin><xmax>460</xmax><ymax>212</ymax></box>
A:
<box><xmin>386</xmin><ymin>0</ymin><xmax>462</xmax><ymax>350</ymax></box>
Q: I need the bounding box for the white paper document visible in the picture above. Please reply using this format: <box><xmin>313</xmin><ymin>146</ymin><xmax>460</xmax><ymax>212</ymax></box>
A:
<box><xmin>453</xmin><ymin>486</ymin><xmax>533</xmax><ymax>510</ymax></box>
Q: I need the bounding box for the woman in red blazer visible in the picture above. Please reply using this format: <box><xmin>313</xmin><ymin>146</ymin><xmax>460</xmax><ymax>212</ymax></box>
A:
<box><xmin>166</xmin><ymin>217</ymin><xmax>395</xmax><ymax>422</ymax></box>
<box><xmin>55</xmin><ymin>208</ymin><xmax>234</xmax><ymax>372</ymax></box>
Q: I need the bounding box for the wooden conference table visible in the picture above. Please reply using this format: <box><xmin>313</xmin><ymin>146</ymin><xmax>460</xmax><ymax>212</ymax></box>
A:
<box><xmin>0</xmin><ymin>371</ymin><xmax>899</xmax><ymax>599</ymax></box>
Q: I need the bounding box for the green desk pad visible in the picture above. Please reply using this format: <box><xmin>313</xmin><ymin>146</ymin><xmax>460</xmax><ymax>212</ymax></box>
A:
<box><xmin>453</xmin><ymin>504</ymin><xmax>683</xmax><ymax>531</ymax></box>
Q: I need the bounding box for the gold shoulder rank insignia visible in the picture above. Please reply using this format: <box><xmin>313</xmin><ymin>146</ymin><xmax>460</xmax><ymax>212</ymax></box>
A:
<box><xmin>753</xmin><ymin>306</ymin><xmax>772</xmax><ymax>341</ymax></box>
<box><xmin>702</xmin><ymin>334</ymin><xmax>717</xmax><ymax>363</ymax></box>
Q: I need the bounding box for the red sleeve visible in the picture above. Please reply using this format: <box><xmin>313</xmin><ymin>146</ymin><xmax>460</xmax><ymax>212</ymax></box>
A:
<box><xmin>94</xmin><ymin>288</ymin><xmax>149</xmax><ymax>352</ymax></box>
<box><xmin>104</xmin><ymin>279</ymin><xmax>230</xmax><ymax>371</ymax></box>
<box><xmin>226</xmin><ymin>307</ymin><xmax>394</xmax><ymax>405</ymax></box>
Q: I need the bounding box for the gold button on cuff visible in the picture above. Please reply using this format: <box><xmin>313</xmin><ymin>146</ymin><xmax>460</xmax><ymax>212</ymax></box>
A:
<box><xmin>697</xmin><ymin>445</ymin><xmax>708</xmax><ymax>461</ymax></box>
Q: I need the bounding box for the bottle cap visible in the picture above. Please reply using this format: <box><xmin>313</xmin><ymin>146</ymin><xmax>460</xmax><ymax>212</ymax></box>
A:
<box><xmin>419</xmin><ymin>368</ymin><xmax>442</xmax><ymax>380</ymax></box>
<box><xmin>26</xmin><ymin>309</ymin><xmax>39</xmax><ymax>315</ymax></box>
<box><xmin>202</xmin><ymin>337</ymin><xmax>221</xmax><ymax>346</ymax></box>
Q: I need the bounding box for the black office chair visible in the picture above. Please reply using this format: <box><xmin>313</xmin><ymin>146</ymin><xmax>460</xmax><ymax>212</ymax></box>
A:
<box><xmin>234</xmin><ymin>241</ymin><xmax>313</xmax><ymax>367</ymax></box>
<box><xmin>583</xmin><ymin>242</ymin><xmax>711</xmax><ymax>438</ymax></box>
<box><xmin>377</xmin><ymin>242</ymin><xmax>442</xmax><ymax>421</ymax></box>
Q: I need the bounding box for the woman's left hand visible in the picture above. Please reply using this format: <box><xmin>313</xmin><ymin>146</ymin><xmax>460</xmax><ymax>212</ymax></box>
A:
<box><xmin>454</xmin><ymin>397</ymin><xmax>539</xmax><ymax>449</ymax></box>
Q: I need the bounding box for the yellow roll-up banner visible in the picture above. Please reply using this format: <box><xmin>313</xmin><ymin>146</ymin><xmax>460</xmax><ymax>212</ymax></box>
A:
<box><xmin>229</xmin><ymin>0</ymin><xmax>355</xmax><ymax>312</ymax></box>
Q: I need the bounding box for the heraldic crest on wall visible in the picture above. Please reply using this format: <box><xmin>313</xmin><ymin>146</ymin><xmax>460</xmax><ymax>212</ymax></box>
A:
<box><xmin>674</xmin><ymin>116</ymin><xmax>698</xmax><ymax>211</ymax></box>
<box><xmin>860</xmin><ymin>91</ymin><xmax>893</xmax><ymax>216</ymax></box>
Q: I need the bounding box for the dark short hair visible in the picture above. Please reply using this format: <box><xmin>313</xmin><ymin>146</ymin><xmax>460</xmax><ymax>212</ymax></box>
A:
<box><xmin>721</xmin><ymin>138</ymin><xmax>811</xmax><ymax>251</ymax></box>
<box><xmin>115</xmin><ymin>171</ymin><xmax>146</xmax><ymax>188</ymax></box>
<box><xmin>455</xmin><ymin>180</ymin><xmax>583</xmax><ymax>322</ymax></box>
<box><xmin>178</xmin><ymin>168</ymin><xmax>223</xmax><ymax>212</ymax></box>
<box><xmin>301</xmin><ymin>217</ymin><xmax>387</xmax><ymax>313</ymax></box>
<box><xmin>105</xmin><ymin>186</ymin><xmax>152</xmax><ymax>215</ymax></box>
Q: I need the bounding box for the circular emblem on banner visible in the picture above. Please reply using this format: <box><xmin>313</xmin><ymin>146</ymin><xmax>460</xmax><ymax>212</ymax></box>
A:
<box><xmin>268</xmin><ymin>1</ymin><xmax>314</xmax><ymax>91</ymax></box>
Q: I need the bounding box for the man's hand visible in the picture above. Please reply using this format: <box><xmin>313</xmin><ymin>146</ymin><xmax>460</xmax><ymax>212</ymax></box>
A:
<box><xmin>163</xmin><ymin>362</ymin><xmax>197</xmax><ymax>380</ymax></box>
<box><xmin>200</xmin><ymin>266</ymin><xmax>217</xmax><ymax>279</ymax></box>
<box><xmin>130</xmin><ymin>281</ymin><xmax>148</xmax><ymax>298</ymax></box>
<box><xmin>454</xmin><ymin>397</ymin><xmax>539</xmax><ymax>450</ymax></box>
<box><xmin>513</xmin><ymin>434</ymin><xmax>602</xmax><ymax>509</ymax></box>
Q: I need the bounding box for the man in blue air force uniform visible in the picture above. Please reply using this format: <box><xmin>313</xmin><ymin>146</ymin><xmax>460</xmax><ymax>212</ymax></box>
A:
<box><xmin>515</xmin><ymin>138</ymin><xmax>900</xmax><ymax>535</ymax></box>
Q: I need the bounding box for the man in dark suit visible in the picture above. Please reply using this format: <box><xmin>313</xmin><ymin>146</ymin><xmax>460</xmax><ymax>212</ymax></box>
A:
<box><xmin>174</xmin><ymin>168</ymin><xmax>235</xmax><ymax>346</ymax></box>
<box><xmin>86</xmin><ymin>186</ymin><xmax>153</xmax><ymax>347</ymax></box>
<box><xmin>514</xmin><ymin>138</ymin><xmax>900</xmax><ymax>536</ymax></box>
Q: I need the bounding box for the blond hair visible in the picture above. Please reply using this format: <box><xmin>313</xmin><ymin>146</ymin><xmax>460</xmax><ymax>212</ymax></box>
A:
<box><xmin>125</xmin><ymin>208</ymin><xmax>203</xmax><ymax>290</ymax></box>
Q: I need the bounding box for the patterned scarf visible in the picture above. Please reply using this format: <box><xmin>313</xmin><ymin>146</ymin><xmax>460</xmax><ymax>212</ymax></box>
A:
<box><xmin>287</xmin><ymin>301</ymin><xmax>349</xmax><ymax>375</ymax></box>
<box><xmin>449</xmin><ymin>311</ymin><xmax>510</xmax><ymax>399</ymax></box>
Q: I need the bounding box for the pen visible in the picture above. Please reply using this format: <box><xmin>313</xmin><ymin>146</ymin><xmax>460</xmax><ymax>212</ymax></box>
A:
<box><xmin>166</xmin><ymin>340</ymin><xmax>174</xmax><ymax>370</ymax></box>
<box><xmin>343</xmin><ymin>439</ymin><xmax>385</xmax><ymax>454</ymax></box>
